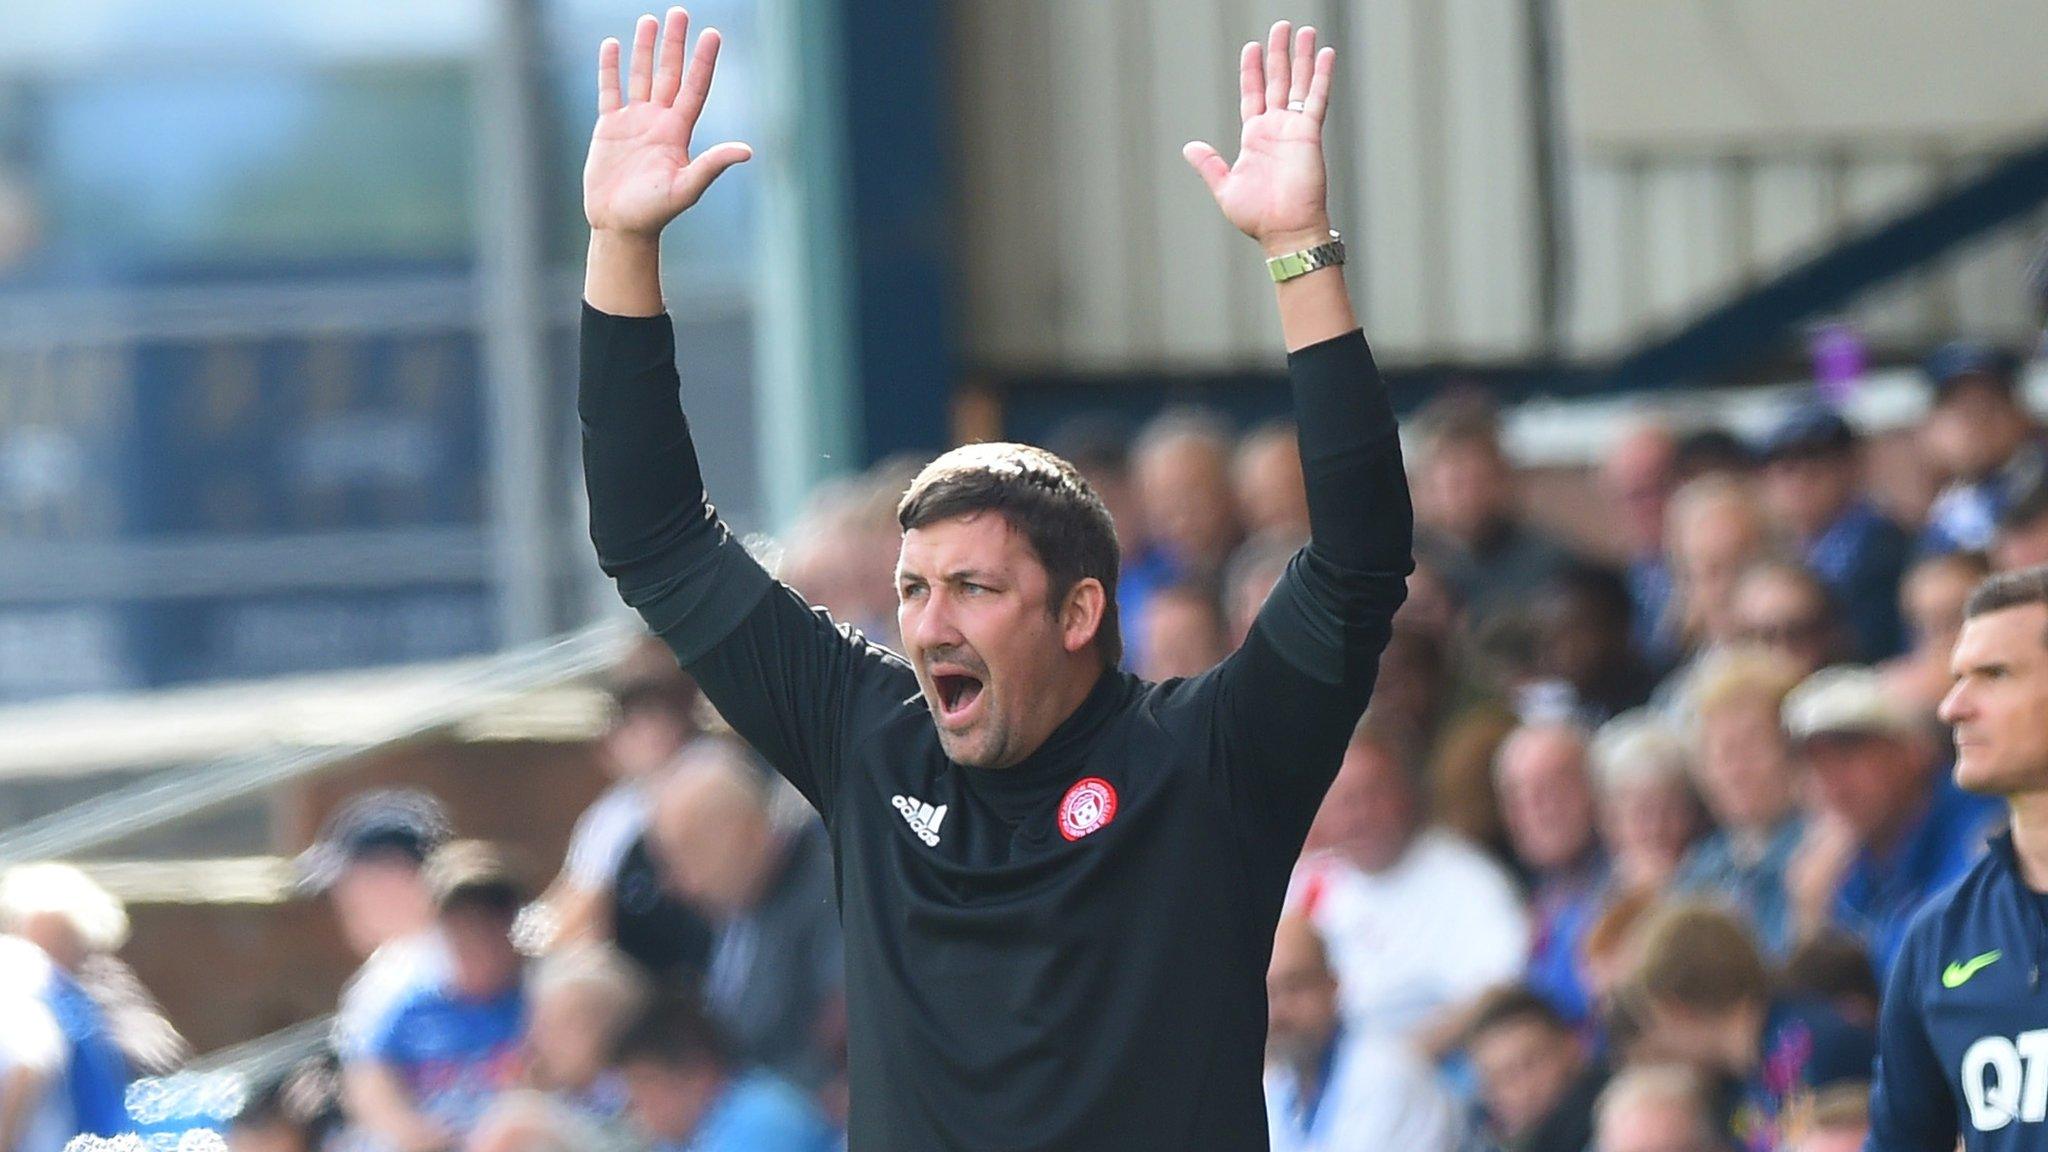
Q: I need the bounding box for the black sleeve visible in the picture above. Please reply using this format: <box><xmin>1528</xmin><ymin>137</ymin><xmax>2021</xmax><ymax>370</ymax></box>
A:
<box><xmin>578</xmin><ymin>303</ymin><xmax>914</xmax><ymax>813</ymax></box>
<box><xmin>1209</xmin><ymin>329</ymin><xmax>1412</xmax><ymax>839</ymax></box>
<box><xmin>1865</xmin><ymin>918</ymin><xmax>1957</xmax><ymax>1151</ymax></box>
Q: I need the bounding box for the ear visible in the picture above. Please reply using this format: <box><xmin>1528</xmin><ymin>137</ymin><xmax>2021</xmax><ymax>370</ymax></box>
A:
<box><xmin>1059</xmin><ymin>578</ymin><xmax>1108</xmax><ymax>657</ymax></box>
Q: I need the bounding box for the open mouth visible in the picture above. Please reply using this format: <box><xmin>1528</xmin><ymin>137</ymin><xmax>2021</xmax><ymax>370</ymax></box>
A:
<box><xmin>933</xmin><ymin>672</ymin><xmax>985</xmax><ymax>721</ymax></box>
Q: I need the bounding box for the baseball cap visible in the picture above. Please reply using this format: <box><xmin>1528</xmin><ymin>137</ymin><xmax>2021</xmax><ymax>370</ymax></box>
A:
<box><xmin>1756</xmin><ymin>406</ymin><xmax>1856</xmax><ymax>463</ymax></box>
<box><xmin>1925</xmin><ymin>340</ymin><xmax>2021</xmax><ymax>402</ymax></box>
<box><xmin>1782</xmin><ymin>666</ymin><xmax>1915</xmax><ymax>744</ymax></box>
<box><xmin>295</xmin><ymin>788</ymin><xmax>452</xmax><ymax>895</ymax></box>
<box><xmin>422</xmin><ymin>840</ymin><xmax>526</xmax><ymax>915</ymax></box>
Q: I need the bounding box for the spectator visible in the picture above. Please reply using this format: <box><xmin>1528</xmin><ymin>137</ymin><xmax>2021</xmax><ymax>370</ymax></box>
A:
<box><xmin>1412</xmin><ymin>391</ymin><xmax>1576</xmax><ymax>623</ymax></box>
<box><xmin>1591</xmin><ymin>1064</ymin><xmax>1723</xmax><ymax>1152</ymax></box>
<box><xmin>1464</xmin><ymin>985</ymin><xmax>1608</xmax><ymax>1152</ymax></box>
<box><xmin>1672</xmin><ymin>428</ymin><xmax>1754</xmax><ymax>486</ymax></box>
<box><xmin>1495</xmin><ymin>721</ymin><xmax>1607</xmax><ymax>1024</ymax></box>
<box><xmin>1049</xmin><ymin>416</ymin><xmax>1167</xmax><ymax>671</ymax></box>
<box><xmin>1221</xmin><ymin>530</ymin><xmax>1301</xmax><ymax>647</ymax></box>
<box><xmin>1670</xmin><ymin>649</ymin><xmax>1807</xmax><ymax>956</ymax></box>
<box><xmin>1233</xmin><ymin>420</ymin><xmax>1311</xmax><ymax>541</ymax></box>
<box><xmin>609</xmin><ymin>992</ymin><xmax>835</xmax><ymax>1152</ymax></box>
<box><xmin>1261</xmin><ymin>915</ymin><xmax>1466</xmax><ymax>1152</ymax></box>
<box><xmin>1781</xmin><ymin>666</ymin><xmax>1999</xmax><ymax>974</ymax></box>
<box><xmin>1993</xmin><ymin>461</ymin><xmax>2048</xmax><ymax>571</ymax></box>
<box><xmin>1590</xmin><ymin>711</ymin><xmax>1706</xmax><ymax>896</ymax></box>
<box><xmin>649</xmin><ymin>738</ymin><xmax>843</xmax><ymax>1092</ymax></box>
<box><xmin>1919</xmin><ymin>340</ymin><xmax>2040</xmax><ymax>555</ymax></box>
<box><xmin>1779</xmin><ymin>932</ymin><xmax>1880</xmax><ymax>1032</ymax></box>
<box><xmin>1132</xmin><ymin>407</ymin><xmax>1243</xmax><ymax>579</ymax></box>
<box><xmin>523</xmin><ymin>943</ymin><xmax>649</xmax><ymax>1132</ymax></box>
<box><xmin>1289</xmin><ymin>726</ymin><xmax>1527</xmax><ymax>1054</ymax></box>
<box><xmin>1754</xmin><ymin>407</ymin><xmax>1910</xmax><ymax>661</ymax></box>
<box><xmin>1729</xmin><ymin>561</ymin><xmax>1847</xmax><ymax>682</ymax></box>
<box><xmin>1580</xmin><ymin>886</ymin><xmax>1659</xmax><ymax>1009</ymax></box>
<box><xmin>1878</xmin><ymin>550</ymin><xmax>1991</xmax><ymax>717</ymax></box>
<box><xmin>540</xmin><ymin>638</ymin><xmax>701</xmax><ymax>951</ymax></box>
<box><xmin>0</xmin><ymin>864</ymin><xmax>135</xmax><ymax>1145</ymax></box>
<box><xmin>1600</xmin><ymin>423</ymin><xmax>1682</xmax><ymax>670</ymax></box>
<box><xmin>1779</xmin><ymin>1082</ymin><xmax>1868</xmax><ymax>1152</ymax></box>
<box><xmin>299</xmin><ymin>789</ymin><xmax>454</xmax><ymax>1069</ymax></box>
<box><xmin>466</xmin><ymin>1092</ymin><xmax>626</xmax><ymax>1152</ymax></box>
<box><xmin>1626</xmin><ymin>903</ymin><xmax>1873</xmax><ymax>1152</ymax></box>
<box><xmin>1665</xmin><ymin>477</ymin><xmax>1770</xmax><ymax>660</ymax></box>
<box><xmin>0</xmin><ymin>935</ymin><xmax>68</xmax><ymax>1152</ymax></box>
<box><xmin>1533</xmin><ymin>565</ymin><xmax>1656</xmax><ymax>725</ymax></box>
<box><xmin>349</xmin><ymin>842</ymin><xmax>529</xmax><ymax>1151</ymax></box>
<box><xmin>1133</xmin><ymin>577</ymin><xmax>1229</xmax><ymax>681</ymax></box>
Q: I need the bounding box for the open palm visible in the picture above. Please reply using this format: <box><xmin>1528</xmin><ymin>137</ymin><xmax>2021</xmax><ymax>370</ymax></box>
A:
<box><xmin>584</xmin><ymin>8</ymin><xmax>752</xmax><ymax>237</ymax></box>
<box><xmin>1184</xmin><ymin>23</ymin><xmax>1336</xmax><ymax>249</ymax></box>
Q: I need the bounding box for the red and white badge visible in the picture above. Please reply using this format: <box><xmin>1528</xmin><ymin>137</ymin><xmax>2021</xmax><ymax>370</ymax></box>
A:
<box><xmin>1057</xmin><ymin>777</ymin><xmax>1119</xmax><ymax>842</ymax></box>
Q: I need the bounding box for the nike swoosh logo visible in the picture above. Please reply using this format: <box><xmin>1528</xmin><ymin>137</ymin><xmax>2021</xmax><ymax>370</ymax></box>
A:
<box><xmin>1943</xmin><ymin>950</ymin><xmax>2003</xmax><ymax>988</ymax></box>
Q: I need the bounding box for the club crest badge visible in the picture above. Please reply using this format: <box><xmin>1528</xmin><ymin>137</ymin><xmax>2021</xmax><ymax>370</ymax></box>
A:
<box><xmin>1057</xmin><ymin>777</ymin><xmax>1119</xmax><ymax>842</ymax></box>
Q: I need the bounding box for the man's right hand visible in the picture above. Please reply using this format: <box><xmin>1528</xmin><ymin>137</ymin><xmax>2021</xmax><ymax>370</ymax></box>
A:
<box><xmin>583</xmin><ymin>8</ymin><xmax>750</xmax><ymax>315</ymax></box>
<box><xmin>585</xmin><ymin>7</ymin><xmax>751</xmax><ymax>237</ymax></box>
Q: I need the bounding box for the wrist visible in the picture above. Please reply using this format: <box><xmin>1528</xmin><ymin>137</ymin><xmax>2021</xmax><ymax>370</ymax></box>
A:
<box><xmin>1259</xmin><ymin>221</ymin><xmax>1336</xmax><ymax>258</ymax></box>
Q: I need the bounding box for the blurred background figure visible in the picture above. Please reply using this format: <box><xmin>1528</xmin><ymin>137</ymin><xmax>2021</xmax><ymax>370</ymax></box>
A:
<box><xmin>1919</xmin><ymin>342</ymin><xmax>2040</xmax><ymax>555</ymax></box>
<box><xmin>225</xmin><ymin>1062</ymin><xmax>340</xmax><ymax>1152</ymax></box>
<box><xmin>1412</xmin><ymin>392</ymin><xmax>1577</xmax><ymax>624</ymax></box>
<box><xmin>1590</xmin><ymin>1065</ymin><xmax>1723</xmax><ymax>1152</ymax></box>
<box><xmin>1728</xmin><ymin>562</ymin><xmax>1847</xmax><ymax>683</ymax></box>
<box><xmin>1879</xmin><ymin>550</ymin><xmax>1991</xmax><ymax>716</ymax></box>
<box><xmin>1132</xmin><ymin>407</ymin><xmax>1244</xmax><ymax>582</ymax></box>
<box><xmin>1495</xmin><ymin>721</ymin><xmax>1606</xmax><ymax>1025</ymax></box>
<box><xmin>1261</xmin><ymin>915</ymin><xmax>1467</xmax><ymax>1152</ymax></box>
<box><xmin>1777</xmin><ymin>1082</ymin><xmax>1870</xmax><ymax>1152</ymax></box>
<box><xmin>1463</xmin><ymin>985</ymin><xmax>1608</xmax><ymax>1152</ymax></box>
<box><xmin>1600</xmin><ymin>423</ymin><xmax>1682</xmax><ymax>672</ymax></box>
<box><xmin>1232</xmin><ymin>420</ymin><xmax>1311</xmax><ymax>542</ymax></box>
<box><xmin>1589</xmin><ymin>711</ymin><xmax>1705</xmax><ymax>897</ymax></box>
<box><xmin>521</xmin><ymin>942</ymin><xmax>648</xmax><ymax>1136</ymax></box>
<box><xmin>1753</xmin><ymin>407</ymin><xmax>1909</xmax><ymax>661</ymax></box>
<box><xmin>1665</xmin><ymin>478</ymin><xmax>1771</xmax><ymax>668</ymax></box>
<box><xmin>1669</xmin><ymin>649</ymin><xmax>1807</xmax><ymax>956</ymax></box>
<box><xmin>1531</xmin><ymin>565</ymin><xmax>1656</xmax><ymax>725</ymax></box>
<box><xmin>609</xmin><ymin>992</ymin><xmax>835</xmax><ymax>1152</ymax></box>
<box><xmin>1132</xmin><ymin>577</ymin><xmax>1230</xmax><ymax>681</ymax></box>
<box><xmin>1289</xmin><ymin>725</ymin><xmax>1527</xmax><ymax>1057</ymax></box>
<box><xmin>539</xmin><ymin>637</ymin><xmax>701</xmax><ymax>951</ymax></box>
<box><xmin>1780</xmin><ymin>666</ymin><xmax>1998</xmax><ymax>973</ymax></box>
<box><xmin>347</xmin><ymin>842</ymin><xmax>528</xmax><ymax>1152</ymax></box>
<box><xmin>648</xmin><ymin>738</ymin><xmax>842</xmax><ymax>1093</ymax></box>
<box><xmin>1625</xmin><ymin>903</ymin><xmax>1873</xmax><ymax>1152</ymax></box>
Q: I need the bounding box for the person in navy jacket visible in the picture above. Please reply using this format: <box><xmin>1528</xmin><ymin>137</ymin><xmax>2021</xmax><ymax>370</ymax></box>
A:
<box><xmin>1868</xmin><ymin>564</ymin><xmax>2048</xmax><ymax>1149</ymax></box>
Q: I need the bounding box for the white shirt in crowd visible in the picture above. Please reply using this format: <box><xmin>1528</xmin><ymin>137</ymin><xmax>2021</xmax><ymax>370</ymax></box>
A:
<box><xmin>1264</xmin><ymin>1027</ymin><xmax>1468</xmax><ymax>1152</ymax></box>
<box><xmin>1286</xmin><ymin>829</ymin><xmax>1530</xmax><ymax>1039</ymax></box>
<box><xmin>0</xmin><ymin>936</ymin><xmax>71</xmax><ymax>1152</ymax></box>
<box><xmin>561</xmin><ymin>780</ymin><xmax>651</xmax><ymax>890</ymax></box>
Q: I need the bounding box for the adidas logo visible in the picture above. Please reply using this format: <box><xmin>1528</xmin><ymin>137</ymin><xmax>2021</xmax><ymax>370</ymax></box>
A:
<box><xmin>892</xmin><ymin>794</ymin><xmax>948</xmax><ymax>847</ymax></box>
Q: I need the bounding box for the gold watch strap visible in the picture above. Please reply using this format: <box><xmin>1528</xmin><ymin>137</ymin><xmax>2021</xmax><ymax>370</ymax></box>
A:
<box><xmin>1267</xmin><ymin>231</ymin><xmax>1346</xmax><ymax>283</ymax></box>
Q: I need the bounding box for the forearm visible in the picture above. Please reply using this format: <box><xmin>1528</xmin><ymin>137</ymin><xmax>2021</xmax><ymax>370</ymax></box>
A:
<box><xmin>585</xmin><ymin>229</ymin><xmax>665</xmax><ymax>317</ymax></box>
<box><xmin>1264</xmin><ymin>223</ymin><xmax>1357</xmax><ymax>352</ymax></box>
<box><xmin>1282</xmin><ymin>294</ymin><xmax>1411</xmax><ymax>577</ymax></box>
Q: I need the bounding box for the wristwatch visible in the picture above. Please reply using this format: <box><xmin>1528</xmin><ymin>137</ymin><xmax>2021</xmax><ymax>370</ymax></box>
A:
<box><xmin>1266</xmin><ymin>230</ymin><xmax>1346</xmax><ymax>283</ymax></box>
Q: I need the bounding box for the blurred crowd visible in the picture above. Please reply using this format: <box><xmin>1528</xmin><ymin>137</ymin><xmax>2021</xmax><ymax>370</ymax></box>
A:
<box><xmin>5</xmin><ymin>334</ymin><xmax>2048</xmax><ymax>1152</ymax></box>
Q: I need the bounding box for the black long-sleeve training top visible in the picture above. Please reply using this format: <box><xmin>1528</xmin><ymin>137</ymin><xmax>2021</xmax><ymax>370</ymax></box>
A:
<box><xmin>579</xmin><ymin>302</ymin><xmax>1412</xmax><ymax>1151</ymax></box>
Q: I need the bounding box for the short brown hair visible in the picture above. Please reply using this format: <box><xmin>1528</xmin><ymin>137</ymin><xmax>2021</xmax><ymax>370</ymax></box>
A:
<box><xmin>897</xmin><ymin>442</ymin><xmax>1123</xmax><ymax>670</ymax></box>
<box><xmin>1630</xmin><ymin>901</ymin><xmax>1771</xmax><ymax>1012</ymax></box>
<box><xmin>1965</xmin><ymin>564</ymin><xmax>2048</xmax><ymax>645</ymax></box>
<box><xmin>1462</xmin><ymin>984</ymin><xmax>1570</xmax><ymax>1050</ymax></box>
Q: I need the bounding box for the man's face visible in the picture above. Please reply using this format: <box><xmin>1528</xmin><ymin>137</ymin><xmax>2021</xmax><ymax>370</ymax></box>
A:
<box><xmin>1941</xmin><ymin>605</ymin><xmax>2048</xmax><ymax>796</ymax></box>
<box><xmin>1802</xmin><ymin>732</ymin><xmax>1926</xmax><ymax>844</ymax></box>
<box><xmin>1496</xmin><ymin>729</ymin><xmax>1597</xmax><ymax>873</ymax></box>
<box><xmin>1265</xmin><ymin>928</ymin><xmax>1339</xmax><ymax>1067</ymax></box>
<box><xmin>1696</xmin><ymin>697</ymin><xmax>1796</xmax><ymax>830</ymax></box>
<box><xmin>1905</xmin><ymin>562</ymin><xmax>1977</xmax><ymax>658</ymax></box>
<box><xmin>1732</xmin><ymin>572</ymin><xmax>1833</xmax><ymax>677</ymax></box>
<box><xmin>1234</xmin><ymin>434</ymin><xmax>1309</xmax><ymax>538</ymax></box>
<box><xmin>1602</xmin><ymin>430</ymin><xmax>1676</xmax><ymax>557</ymax></box>
<box><xmin>1470</xmin><ymin>1018</ymin><xmax>1580</xmax><ymax>1139</ymax></box>
<box><xmin>1308</xmin><ymin>741</ymin><xmax>1418</xmax><ymax>874</ymax></box>
<box><xmin>1673</xmin><ymin>505</ymin><xmax>1762</xmax><ymax>645</ymax></box>
<box><xmin>329</xmin><ymin>856</ymin><xmax>432</xmax><ymax>960</ymax></box>
<box><xmin>1996</xmin><ymin>514</ymin><xmax>2048</xmax><ymax>573</ymax></box>
<box><xmin>1422</xmin><ymin>439</ymin><xmax>1512</xmax><ymax>545</ymax></box>
<box><xmin>439</xmin><ymin>906</ymin><xmax>521</xmax><ymax>999</ymax></box>
<box><xmin>603</xmin><ymin>704</ymin><xmax>690</xmax><ymax>781</ymax></box>
<box><xmin>1136</xmin><ymin>434</ymin><xmax>1239</xmax><ymax>570</ymax></box>
<box><xmin>651</xmin><ymin>776</ymin><xmax>770</xmax><ymax>917</ymax></box>
<box><xmin>526</xmin><ymin>985</ymin><xmax>610</xmax><ymax>1092</ymax></box>
<box><xmin>1924</xmin><ymin>379</ymin><xmax>2027</xmax><ymax>481</ymax></box>
<box><xmin>1762</xmin><ymin>453</ymin><xmax>1856</xmax><ymax>542</ymax></box>
<box><xmin>1136</xmin><ymin>588</ymin><xmax>1226</xmax><ymax>681</ymax></box>
<box><xmin>898</xmin><ymin>512</ymin><xmax>1100</xmax><ymax>769</ymax></box>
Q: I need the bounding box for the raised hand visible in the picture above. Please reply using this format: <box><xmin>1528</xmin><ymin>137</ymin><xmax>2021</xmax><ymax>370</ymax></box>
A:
<box><xmin>584</xmin><ymin>8</ymin><xmax>752</xmax><ymax>238</ymax></box>
<box><xmin>1182</xmin><ymin>22</ymin><xmax>1336</xmax><ymax>254</ymax></box>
